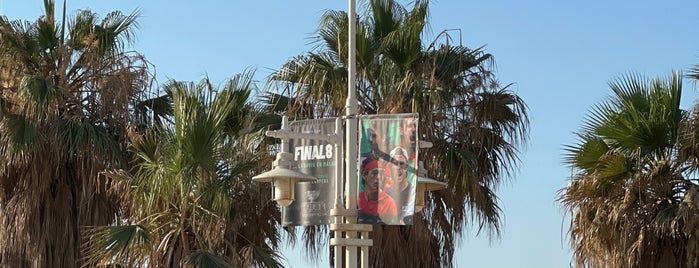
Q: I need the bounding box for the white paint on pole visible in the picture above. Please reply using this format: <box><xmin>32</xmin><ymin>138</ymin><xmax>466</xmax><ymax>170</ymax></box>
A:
<box><xmin>345</xmin><ymin>0</ymin><xmax>360</xmax><ymax>267</ymax></box>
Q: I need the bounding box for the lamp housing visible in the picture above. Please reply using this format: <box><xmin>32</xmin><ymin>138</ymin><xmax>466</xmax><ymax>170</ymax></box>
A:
<box><xmin>252</xmin><ymin>152</ymin><xmax>316</xmax><ymax>206</ymax></box>
<box><xmin>415</xmin><ymin>161</ymin><xmax>447</xmax><ymax>212</ymax></box>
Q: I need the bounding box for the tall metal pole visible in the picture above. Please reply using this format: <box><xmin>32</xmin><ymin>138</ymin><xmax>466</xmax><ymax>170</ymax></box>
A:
<box><xmin>345</xmin><ymin>0</ymin><xmax>359</xmax><ymax>267</ymax></box>
<box><xmin>333</xmin><ymin>118</ymin><xmax>343</xmax><ymax>268</ymax></box>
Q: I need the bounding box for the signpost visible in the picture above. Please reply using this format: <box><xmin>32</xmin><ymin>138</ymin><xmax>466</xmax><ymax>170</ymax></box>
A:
<box><xmin>253</xmin><ymin>1</ymin><xmax>445</xmax><ymax>267</ymax></box>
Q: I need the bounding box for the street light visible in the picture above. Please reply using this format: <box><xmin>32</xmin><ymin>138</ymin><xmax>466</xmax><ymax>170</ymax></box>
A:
<box><xmin>415</xmin><ymin>161</ymin><xmax>447</xmax><ymax>212</ymax></box>
<box><xmin>252</xmin><ymin>151</ymin><xmax>316</xmax><ymax>207</ymax></box>
<box><xmin>254</xmin><ymin>1</ymin><xmax>447</xmax><ymax>267</ymax></box>
<box><xmin>255</xmin><ymin>1</ymin><xmax>366</xmax><ymax>265</ymax></box>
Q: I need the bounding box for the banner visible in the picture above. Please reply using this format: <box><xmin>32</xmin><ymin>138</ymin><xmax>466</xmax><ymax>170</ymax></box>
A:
<box><xmin>282</xmin><ymin>118</ymin><xmax>338</xmax><ymax>226</ymax></box>
<box><xmin>357</xmin><ymin>113</ymin><xmax>418</xmax><ymax>225</ymax></box>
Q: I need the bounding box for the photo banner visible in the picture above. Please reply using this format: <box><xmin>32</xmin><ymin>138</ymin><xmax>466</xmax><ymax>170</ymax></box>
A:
<box><xmin>357</xmin><ymin>113</ymin><xmax>418</xmax><ymax>225</ymax></box>
<box><xmin>282</xmin><ymin>118</ymin><xmax>338</xmax><ymax>226</ymax></box>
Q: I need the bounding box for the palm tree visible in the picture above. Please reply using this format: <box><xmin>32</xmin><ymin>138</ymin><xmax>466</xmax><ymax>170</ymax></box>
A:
<box><xmin>559</xmin><ymin>72</ymin><xmax>699</xmax><ymax>267</ymax></box>
<box><xmin>82</xmin><ymin>74</ymin><xmax>287</xmax><ymax>268</ymax></box>
<box><xmin>269</xmin><ymin>0</ymin><xmax>529</xmax><ymax>266</ymax></box>
<box><xmin>0</xmin><ymin>1</ymin><xmax>152</xmax><ymax>266</ymax></box>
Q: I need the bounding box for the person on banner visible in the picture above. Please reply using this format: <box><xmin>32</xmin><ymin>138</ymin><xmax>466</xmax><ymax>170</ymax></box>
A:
<box><xmin>399</xmin><ymin>117</ymin><xmax>418</xmax><ymax>162</ymax></box>
<box><xmin>360</xmin><ymin>120</ymin><xmax>391</xmax><ymax>162</ymax></box>
<box><xmin>385</xmin><ymin>147</ymin><xmax>416</xmax><ymax>224</ymax></box>
<box><xmin>358</xmin><ymin>158</ymin><xmax>398</xmax><ymax>224</ymax></box>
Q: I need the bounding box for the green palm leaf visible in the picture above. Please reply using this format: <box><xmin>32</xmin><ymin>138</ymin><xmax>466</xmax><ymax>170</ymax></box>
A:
<box><xmin>240</xmin><ymin>245</ymin><xmax>286</xmax><ymax>268</ymax></box>
<box><xmin>2</xmin><ymin>114</ymin><xmax>40</xmax><ymax>152</ymax></box>
<box><xmin>81</xmin><ymin>225</ymin><xmax>151</xmax><ymax>267</ymax></box>
<box><xmin>20</xmin><ymin>75</ymin><xmax>56</xmax><ymax>108</ymax></box>
<box><xmin>563</xmin><ymin>135</ymin><xmax>609</xmax><ymax>171</ymax></box>
<box><xmin>186</xmin><ymin>251</ymin><xmax>232</xmax><ymax>268</ymax></box>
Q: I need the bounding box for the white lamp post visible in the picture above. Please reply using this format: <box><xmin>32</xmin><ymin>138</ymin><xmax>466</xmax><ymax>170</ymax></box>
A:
<box><xmin>254</xmin><ymin>1</ymin><xmax>447</xmax><ymax>267</ymax></box>
<box><xmin>252</xmin><ymin>116</ymin><xmax>317</xmax><ymax>207</ymax></box>
<box><xmin>341</xmin><ymin>0</ymin><xmax>363</xmax><ymax>267</ymax></box>
<box><xmin>257</xmin><ymin>1</ymin><xmax>367</xmax><ymax>266</ymax></box>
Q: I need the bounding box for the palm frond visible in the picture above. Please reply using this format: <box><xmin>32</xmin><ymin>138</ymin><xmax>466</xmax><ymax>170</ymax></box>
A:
<box><xmin>186</xmin><ymin>250</ymin><xmax>232</xmax><ymax>268</ymax></box>
<box><xmin>563</xmin><ymin>135</ymin><xmax>609</xmax><ymax>171</ymax></box>
<box><xmin>66</xmin><ymin>9</ymin><xmax>98</xmax><ymax>50</ymax></box>
<box><xmin>133</xmin><ymin>93</ymin><xmax>174</xmax><ymax>127</ymax></box>
<box><xmin>2</xmin><ymin>114</ymin><xmax>41</xmax><ymax>152</ymax></box>
<box><xmin>95</xmin><ymin>9</ymin><xmax>140</xmax><ymax>56</ymax></box>
<box><xmin>240</xmin><ymin>245</ymin><xmax>286</xmax><ymax>268</ymax></box>
<box><xmin>81</xmin><ymin>225</ymin><xmax>151</xmax><ymax>267</ymax></box>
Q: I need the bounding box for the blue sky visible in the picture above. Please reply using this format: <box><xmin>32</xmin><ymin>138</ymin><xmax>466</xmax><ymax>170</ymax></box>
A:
<box><xmin>3</xmin><ymin>0</ymin><xmax>699</xmax><ymax>267</ymax></box>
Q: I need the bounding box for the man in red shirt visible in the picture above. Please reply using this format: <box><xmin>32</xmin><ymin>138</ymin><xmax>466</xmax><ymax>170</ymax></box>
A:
<box><xmin>358</xmin><ymin>159</ymin><xmax>398</xmax><ymax>224</ymax></box>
